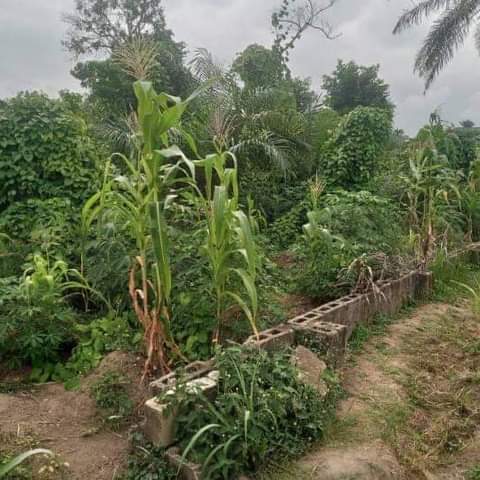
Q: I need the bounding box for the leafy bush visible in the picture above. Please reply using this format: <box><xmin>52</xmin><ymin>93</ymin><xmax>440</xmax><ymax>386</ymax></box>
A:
<box><xmin>172</xmin><ymin>347</ymin><xmax>337</xmax><ymax>479</ymax></box>
<box><xmin>0</xmin><ymin>257</ymin><xmax>78</xmax><ymax>369</ymax></box>
<box><xmin>170</xmin><ymin>224</ymin><xmax>215</xmax><ymax>361</ymax></box>
<box><xmin>295</xmin><ymin>230</ymin><xmax>349</xmax><ymax>301</ymax></box>
<box><xmin>0</xmin><ymin>92</ymin><xmax>102</xmax><ymax>210</ymax></box>
<box><xmin>294</xmin><ymin>189</ymin><xmax>404</xmax><ymax>300</ymax></box>
<box><xmin>0</xmin><ymin>198</ymin><xmax>78</xmax><ymax>259</ymax></box>
<box><xmin>321</xmin><ymin>106</ymin><xmax>392</xmax><ymax>187</ymax></box>
<box><xmin>320</xmin><ymin>190</ymin><xmax>404</xmax><ymax>255</ymax></box>
<box><xmin>51</xmin><ymin>314</ymin><xmax>141</xmax><ymax>389</ymax></box>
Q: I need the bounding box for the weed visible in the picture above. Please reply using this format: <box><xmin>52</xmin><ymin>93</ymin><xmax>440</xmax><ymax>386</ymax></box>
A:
<box><xmin>90</xmin><ymin>372</ymin><xmax>133</xmax><ymax>430</ymax></box>
<box><xmin>467</xmin><ymin>465</ymin><xmax>480</xmax><ymax>480</ymax></box>
<box><xmin>167</xmin><ymin>347</ymin><xmax>340</xmax><ymax>480</ymax></box>
<box><xmin>119</xmin><ymin>434</ymin><xmax>176</xmax><ymax>480</ymax></box>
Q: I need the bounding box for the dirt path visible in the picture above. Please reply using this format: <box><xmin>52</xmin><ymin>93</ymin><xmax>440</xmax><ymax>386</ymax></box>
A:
<box><xmin>265</xmin><ymin>302</ymin><xmax>480</xmax><ymax>480</ymax></box>
<box><xmin>0</xmin><ymin>352</ymin><xmax>147</xmax><ymax>480</ymax></box>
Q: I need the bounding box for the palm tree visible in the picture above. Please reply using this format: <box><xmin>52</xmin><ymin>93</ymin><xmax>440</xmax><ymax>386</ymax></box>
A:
<box><xmin>393</xmin><ymin>0</ymin><xmax>480</xmax><ymax>90</ymax></box>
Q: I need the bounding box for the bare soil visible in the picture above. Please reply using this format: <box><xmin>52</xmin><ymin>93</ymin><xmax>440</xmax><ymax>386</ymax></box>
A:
<box><xmin>0</xmin><ymin>352</ymin><xmax>147</xmax><ymax>480</ymax></box>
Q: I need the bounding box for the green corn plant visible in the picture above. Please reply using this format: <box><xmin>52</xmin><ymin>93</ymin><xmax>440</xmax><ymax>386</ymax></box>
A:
<box><xmin>83</xmin><ymin>81</ymin><xmax>199</xmax><ymax>377</ymax></box>
<box><xmin>196</xmin><ymin>150</ymin><xmax>260</xmax><ymax>343</ymax></box>
<box><xmin>0</xmin><ymin>449</ymin><xmax>52</xmax><ymax>478</ymax></box>
<box><xmin>400</xmin><ymin>131</ymin><xmax>461</xmax><ymax>270</ymax></box>
<box><xmin>462</xmin><ymin>158</ymin><xmax>480</xmax><ymax>243</ymax></box>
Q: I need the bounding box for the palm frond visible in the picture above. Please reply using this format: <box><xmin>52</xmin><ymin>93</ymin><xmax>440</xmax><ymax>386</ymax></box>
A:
<box><xmin>475</xmin><ymin>20</ymin><xmax>480</xmax><ymax>51</ymax></box>
<box><xmin>231</xmin><ymin>132</ymin><xmax>293</xmax><ymax>172</ymax></box>
<box><xmin>393</xmin><ymin>0</ymin><xmax>454</xmax><ymax>33</ymax></box>
<box><xmin>414</xmin><ymin>0</ymin><xmax>480</xmax><ymax>89</ymax></box>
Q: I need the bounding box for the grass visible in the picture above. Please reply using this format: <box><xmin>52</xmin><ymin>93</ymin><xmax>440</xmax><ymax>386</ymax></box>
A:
<box><xmin>430</xmin><ymin>252</ymin><xmax>480</xmax><ymax>303</ymax></box>
<box><xmin>284</xmin><ymin>258</ymin><xmax>480</xmax><ymax>478</ymax></box>
<box><xmin>468</xmin><ymin>465</ymin><xmax>480</xmax><ymax>480</ymax></box>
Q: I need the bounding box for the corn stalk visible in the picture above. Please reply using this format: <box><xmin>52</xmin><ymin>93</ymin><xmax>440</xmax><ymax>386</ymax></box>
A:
<box><xmin>83</xmin><ymin>81</ymin><xmax>198</xmax><ymax>378</ymax></box>
<box><xmin>401</xmin><ymin>132</ymin><xmax>461</xmax><ymax>270</ymax></box>
<box><xmin>196</xmin><ymin>151</ymin><xmax>260</xmax><ymax>343</ymax></box>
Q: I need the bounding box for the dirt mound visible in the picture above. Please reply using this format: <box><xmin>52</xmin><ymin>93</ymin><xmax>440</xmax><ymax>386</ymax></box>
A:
<box><xmin>0</xmin><ymin>351</ymin><xmax>145</xmax><ymax>480</ymax></box>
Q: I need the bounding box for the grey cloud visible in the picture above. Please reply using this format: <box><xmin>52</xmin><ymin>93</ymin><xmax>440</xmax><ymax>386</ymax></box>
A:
<box><xmin>1</xmin><ymin>0</ymin><xmax>479</xmax><ymax>134</ymax></box>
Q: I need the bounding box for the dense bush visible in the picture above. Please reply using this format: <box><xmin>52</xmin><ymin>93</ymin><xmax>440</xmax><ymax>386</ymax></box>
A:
<box><xmin>293</xmin><ymin>189</ymin><xmax>405</xmax><ymax>300</ymax></box>
<box><xmin>0</xmin><ymin>92</ymin><xmax>102</xmax><ymax>210</ymax></box>
<box><xmin>320</xmin><ymin>190</ymin><xmax>404</xmax><ymax>255</ymax></box>
<box><xmin>321</xmin><ymin>106</ymin><xmax>392</xmax><ymax>187</ymax></box>
<box><xmin>295</xmin><ymin>230</ymin><xmax>348</xmax><ymax>300</ymax></box>
<box><xmin>172</xmin><ymin>347</ymin><xmax>337</xmax><ymax>479</ymax></box>
<box><xmin>0</xmin><ymin>198</ymin><xmax>78</xmax><ymax>261</ymax></box>
<box><xmin>0</xmin><ymin>257</ymin><xmax>78</xmax><ymax>368</ymax></box>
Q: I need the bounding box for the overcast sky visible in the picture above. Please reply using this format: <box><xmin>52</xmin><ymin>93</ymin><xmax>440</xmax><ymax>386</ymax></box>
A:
<box><xmin>1</xmin><ymin>0</ymin><xmax>479</xmax><ymax>134</ymax></box>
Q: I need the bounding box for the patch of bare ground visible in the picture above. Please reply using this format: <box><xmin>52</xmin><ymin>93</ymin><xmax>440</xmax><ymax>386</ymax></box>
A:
<box><xmin>263</xmin><ymin>301</ymin><xmax>480</xmax><ymax>480</ymax></box>
<box><xmin>0</xmin><ymin>351</ymin><xmax>147</xmax><ymax>480</ymax></box>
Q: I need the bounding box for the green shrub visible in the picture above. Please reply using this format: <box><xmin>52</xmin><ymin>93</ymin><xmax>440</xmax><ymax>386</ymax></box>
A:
<box><xmin>268</xmin><ymin>199</ymin><xmax>309</xmax><ymax>249</ymax></box>
<box><xmin>320</xmin><ymin>190</ymin><xmax>405</xmax><ymax>255</ymax></box>
<box><xmin>171</xmin><ymin>347</ymin><xmax>337</xmax><ymax>479</ymax></box>
<box><xmin>295</xmin><ymin>232</ymin><xmax>349</xmax><ymax>301</ymax></box>
<box><xmin>0</xmin><ymin>198</ymin><xmax>78</xmax><ymax>260</ymax></box>
<box><xmin>321</xmin><ymin>106</ymin><xmax>392</xmax><ymax>187</ymax></box>
<box><xmin>120</xmin><ymin>436</ymin><xmax>176</xmax><ymax>480</ymax></box>
<box><xmin>0</xmin><ymin>92</ymin><xmax>102</xmax><ymax>210</ymax></box>
<box><xmin>52</xmin><ymin>314</ymin><xmax>141</xmax><ymax>389</ymax></box>
<box><xmin>0</xmin><ymin>257</ymin><xmax>78</xmax><ymax>369</ymax></box>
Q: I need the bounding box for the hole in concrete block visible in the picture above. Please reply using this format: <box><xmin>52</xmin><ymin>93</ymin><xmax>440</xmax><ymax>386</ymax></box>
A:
<box><xmin>269</xmin><ymin>328</ymin><xmax>285</xmax><ymax>335</ymax></box>
<box><xmin>292</xmin><ymin>316</ymin><xmax>309</xmax><ymax>324</ymax></box>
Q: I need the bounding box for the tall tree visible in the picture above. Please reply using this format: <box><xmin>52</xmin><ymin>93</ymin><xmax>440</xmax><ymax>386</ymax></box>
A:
<box><xmin>393</xmin><ymin>0</ymin><xmax>480</xmax><ymax>90</ymax></box>
<box><xmin>232</xmin><ymin>44</ymin><xmax>285</xmax><ymax>90</ymax></box>
<box><xmin>63</xmin><ymin>0</ymin><xmax>193</xmax><ymax>119</ymax></box>
<box><xmin>321</xmin><ymin>60</ymin><xmax>394</xmax><ymax>115</ymax></box>
<box><xmin>272</xmin><ymin>0</ymin><xmax>339</xmax><ymax>63</ymax></box>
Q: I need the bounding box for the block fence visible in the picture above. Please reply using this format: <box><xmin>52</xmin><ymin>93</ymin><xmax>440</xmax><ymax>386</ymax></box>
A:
<box><xmin>142</xmin><ymin>270</ymin><xmax>433</xmax><ymax>479</ymax></box>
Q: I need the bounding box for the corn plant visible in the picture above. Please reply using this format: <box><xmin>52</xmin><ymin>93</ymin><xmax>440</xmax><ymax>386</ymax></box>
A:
<box><xmin>196</xmin><ymin>151</ymin><xmax>259</xmax><ymax>343</ymax></box>
<box><xmin>462</xmin><ymin>158</ymin><xmax>480</xmax><ymax>243</ymax></box>
<box><xmin>0</xmin><ymin>449</ymin><xmax>52</xmax><ymax>478</ymax></box>
<box><xmin>400</xmin><ymin>132</ymin><xmax>461</xmax><ymax>270</ymax></box>
<box><xmin>83</xmin><ymin>81</ymin><xmax>198</xmax><ymax>377</ymax></box>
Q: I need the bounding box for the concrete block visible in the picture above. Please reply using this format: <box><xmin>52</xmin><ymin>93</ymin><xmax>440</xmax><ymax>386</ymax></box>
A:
<box><xmin>166</xmin><ymin>447</ymin><xmax>202</xmax><ymax>480</ymax></box>
<box><xmin>143</xmin><ymin>397</ymin><xmax>177</xmax><ymax>447</ymax></box>
<box><xmin>415</xmin><ymin>271</ymin><xmax>433</xmax><ymax>298</ymax></box>
<box><xmin>295</xmin><ymin>321</ymin><xmax>347</xmax><ymax>367</ymax></box>
<box><xmin>144</xmin><ymin>371</ymin><xmax>220</xmax><ymax>447</ymax></box>
<box><xmin>291</xmin><ymin>346</ymin><xmax>328</xmax><ymax>398</ymax></box>
<box><xmin>244</xmin><ymin>324</ymin><xmax>295</xmax><ymax>351</ymax></box>
<box><xmin>150</xmin><ymin>359</ymin><xmax>215</xmax><ymax>396</ymax></box>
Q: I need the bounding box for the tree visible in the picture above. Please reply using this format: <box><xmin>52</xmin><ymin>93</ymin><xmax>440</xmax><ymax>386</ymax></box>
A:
<box><xmin>63</xmin><ymin>0</ymin><xmax>193</xmax><ymax>119</ymax></box>
<box><xmin>232</xmin><ymin>44</ymin><xmax>285</xmax><ymax>90</ymax></box>
<box><xmin>322</xmin><ymin>60</ymin><xmax>394</xmax><ymax>115</ymax></box>
<box><xmin>63</xmin><ymin>0</ymin><xmax>177</xmax><ymax>55</ymax></box>
<box><xmin>272</xmin><ymin>0</ymin><xmax>339</xmax><ymax>62</ymax></box>
<box><xmin>393</xmin><ymin>0</ymin><xmax>480</xmax><ymax>90</ymax></box>
<box><xmin>461</xmin><ymin>120</ymin><xmax>476</xmax><ymax>128</ymax></box>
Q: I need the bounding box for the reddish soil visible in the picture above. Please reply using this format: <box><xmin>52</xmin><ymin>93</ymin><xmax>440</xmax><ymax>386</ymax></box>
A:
<box><xmin>0</xmin><ymin>352</ymin><xmax>147</xmax><ymax>480</ymax></box>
